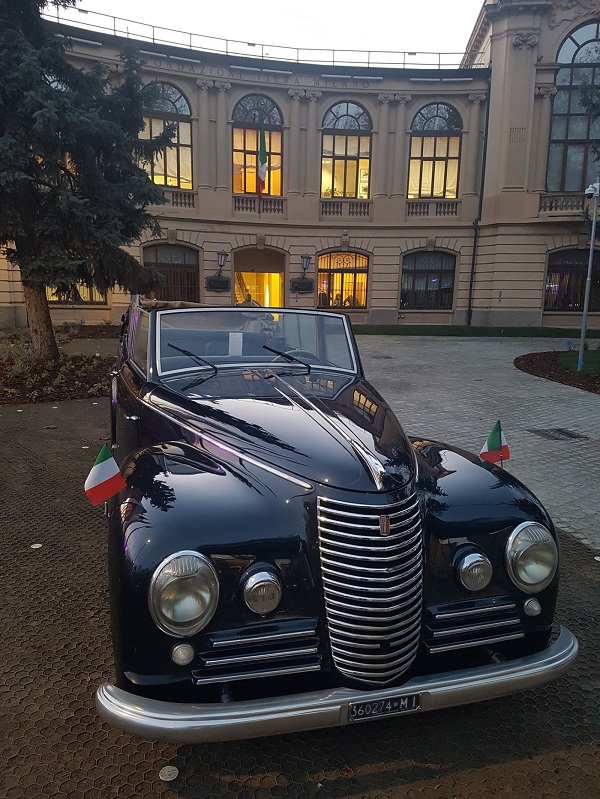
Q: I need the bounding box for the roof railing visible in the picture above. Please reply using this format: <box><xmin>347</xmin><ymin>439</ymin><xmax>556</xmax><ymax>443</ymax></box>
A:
<box><xmin>42</xmin><ymin>8</ymin><xmax>485</xmax><ymax>70</ymax></box>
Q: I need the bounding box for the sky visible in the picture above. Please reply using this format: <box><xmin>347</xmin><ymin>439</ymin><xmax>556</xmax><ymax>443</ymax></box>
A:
<box><xmin>50</xmin><ymin>0</ymin><xmax>486</xmax><ymax>58</ymax></box>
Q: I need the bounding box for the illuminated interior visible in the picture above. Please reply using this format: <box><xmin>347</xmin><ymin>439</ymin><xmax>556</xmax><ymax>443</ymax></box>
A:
<box><xmin>46</xmin><ymin>284</ymin><xmax>106</xmax><ymax>305</ymax></box>
<box><xmin>233</xmin><ymin>128</ymin><xmax>282</xmax><ymax>195</ymax></box>
<box><xmin>321</xmin><ymin>134</ymin><xmax>370</xmax><ymax>198</ymax></box>
<box><xmin>317</xmin><ymin>252</ymin><xmax>368</xmax><ymax>308</ymax></box>
<box><xmin>235</xmin><ymin>271</ymin><xmax>283</xmax><ymax>307</ymax></box>
<box><xmin>408</xmin><ymin>136</ymin><xmax>459</xmax><ymax>199</ymax></box>
<box><xmin>140</xmin><ymin>116</ymin><xmax>192</xmax><ymax>190</ymax></box>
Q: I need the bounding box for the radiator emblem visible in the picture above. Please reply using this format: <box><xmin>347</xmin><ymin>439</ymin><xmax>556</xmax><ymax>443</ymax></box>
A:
<box><xmin>379</xmin><ymin>515</ymin><xmax>391</xmax><ymax>536</ymax></box>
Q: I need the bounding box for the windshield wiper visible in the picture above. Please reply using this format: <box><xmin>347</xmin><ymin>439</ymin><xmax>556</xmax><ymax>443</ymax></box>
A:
<box><xmin>166</xmin><ymin>343</ymin><xmax>218</xmax><ymax>391</ymax></box>
<box><xmin>262</xmin><ymin>345</ymin><xmax>311</xmax><ymax>374</ymax></box>
<box><xmin>167</xmin><ymin>343</ymin><xmax>218</xmax><ymax>373</ymax></box>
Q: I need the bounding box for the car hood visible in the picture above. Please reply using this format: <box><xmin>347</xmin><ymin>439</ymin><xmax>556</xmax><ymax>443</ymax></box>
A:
<box><xmin>150</xmin><ymin>372</ymin><xmax>415</xmax><ymax>492</ymax></box>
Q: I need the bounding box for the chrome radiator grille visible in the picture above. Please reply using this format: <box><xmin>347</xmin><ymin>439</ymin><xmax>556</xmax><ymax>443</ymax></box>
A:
<box><xmin>317</xmin><ymin>494</ymin><xmax>423</xmax><ymax>685</ymax></box>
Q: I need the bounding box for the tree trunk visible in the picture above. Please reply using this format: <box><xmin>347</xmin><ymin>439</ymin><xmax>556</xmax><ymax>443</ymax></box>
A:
<box><xmin>22</xmin><ymin>281</ymin><xmax>60</xmax><ymax>362</ymax></box>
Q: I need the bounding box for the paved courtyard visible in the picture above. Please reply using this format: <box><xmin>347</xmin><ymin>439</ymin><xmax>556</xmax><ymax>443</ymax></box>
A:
<box><xmin>358</xmin><ymin>336</ymin><xmax>600</xmax><ymax>551</ymax></box>
<box><xmin>0</xmin><ymin>334</ymin><xmax>598</xmax><ymax>798</ymax></box>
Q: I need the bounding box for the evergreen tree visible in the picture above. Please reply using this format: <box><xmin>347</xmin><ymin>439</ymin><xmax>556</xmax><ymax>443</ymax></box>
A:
<box><xmin>0</xmin><ymin>0</ymin><xmax>171</xmax><ymax>360</ymax></box>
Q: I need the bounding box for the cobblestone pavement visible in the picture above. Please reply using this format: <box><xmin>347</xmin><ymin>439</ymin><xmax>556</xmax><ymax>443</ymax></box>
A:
<box><xmin>358</xmin><ymin>336</ymin><xmax>600</xmax><ymax>552</ymax></box>
<box><xmin>1</xmin><ymin>336</ymin><xmax>598</xmax><ymax>799</ymax></box>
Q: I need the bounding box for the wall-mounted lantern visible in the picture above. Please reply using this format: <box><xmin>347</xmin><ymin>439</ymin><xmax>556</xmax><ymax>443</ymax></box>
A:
<box><xmin>205</xmin><ymin>249</ymin><xmax>231</xmax><ymax>292</ymax></box>
<box><xmin>290</xmin><ymin>252</ymin><xmax>315</xmax><ymax>294</ymax></box>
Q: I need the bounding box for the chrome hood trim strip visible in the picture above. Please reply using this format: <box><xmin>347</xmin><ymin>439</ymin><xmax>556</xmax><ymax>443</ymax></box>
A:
<box><xmin>270</xmin><ymin>376</ymin><xmax>386</xmax><ymax>490</ymax></box>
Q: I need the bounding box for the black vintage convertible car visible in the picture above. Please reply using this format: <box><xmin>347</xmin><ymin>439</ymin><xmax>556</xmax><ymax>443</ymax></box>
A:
<box><xmin>95</xmin><ymin>300</ymin><xmax>577</xmax><ymax>742</ymax></box>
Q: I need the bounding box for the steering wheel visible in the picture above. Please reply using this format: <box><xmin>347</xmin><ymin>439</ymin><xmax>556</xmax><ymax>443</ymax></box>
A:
<box><xmin>273</xmin><ymin>348</ymin><xmax>324</xmax><ymax>365</ymax></box>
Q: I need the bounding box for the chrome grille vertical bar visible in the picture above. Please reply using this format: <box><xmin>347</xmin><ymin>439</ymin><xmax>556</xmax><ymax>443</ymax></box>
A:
<box><xmin>317</xmin><ymin>495</ymin><xmax>423</xmax><ymax>685</ymax></box>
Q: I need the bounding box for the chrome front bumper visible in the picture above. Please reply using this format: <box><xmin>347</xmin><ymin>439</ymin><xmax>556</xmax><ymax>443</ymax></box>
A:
<box><xmin>95</xmin><ymin>625</ymin><xmax>577</xmax><ymax>743</ymax></box>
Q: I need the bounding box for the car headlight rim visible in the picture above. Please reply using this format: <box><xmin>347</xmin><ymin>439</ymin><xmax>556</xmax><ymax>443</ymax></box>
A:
<box><xmin>149</xmin><ymin>551</ymin><xmax>219</xmax><ymax>637</ymax></box>
<box><xmin>456</xmin><ymin>551</ymin><xmax>493</xmax><ymax>591</ymax></box>
<box><xmin>243</xmin><ymin>569</ymin><xmax>283</xmax><ymax>615</ymax></box>
<box><xmin>505</xmin><ymin>522</ymin><xmax>558</xmax><ymax>594</ymax></box>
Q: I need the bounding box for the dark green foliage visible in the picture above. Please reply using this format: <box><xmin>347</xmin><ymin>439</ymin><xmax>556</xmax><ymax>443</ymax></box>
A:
<box><xmin>0</xmin><ymin>0</ymin><xmax>172</xmax><ymax>301</ymax></box>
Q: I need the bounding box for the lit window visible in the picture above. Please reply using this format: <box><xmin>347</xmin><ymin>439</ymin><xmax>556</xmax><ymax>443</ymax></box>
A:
<box><xmin>46</xmin><ymin>284</ymin><xmax>106</xmax><ymax>305</ymax></box>
<box><xmin>321</xmin><ymin>103</ymin><xmax>372</xmax><ymax>199</ymax></box>
<box><xmin>401</xmin><ymin>252</ymin><xmax>456</xmax><ymax>309</ymax></box>
<box><xmin>317</xmin><ymin>252</ymin><xmax>368</xmax><ymax>309</ymax></box>
<box><xmin>140</xmin><ymin>83</ymin><xmax>192</xmax><ymax>190</ymax></box>
<box><xmin>408</xmin><ymin>104</ymin><xmax>462</xmax><ymax>199</ymax></box>
<box><xmin>353</xmin><ymin>390</ymin><xmax>378</xmax><ymax>420</ymax></box>
<box><xmin>232</xmin><ymin>95</ymin><xmax>283</xmax><ymax>195</ymax></box>
<box><xmin>143</xmin><ymin>244</ymin><xmax>199</xmax><ymax>303</ymax></box>
<box><xmin>546</xmin><ymin>22</ymin><xmax>600</xmax><ymax>192</ymax></box>
<box><xmin>544</xmin><ymin>250</ymin><xmax>600</xmax><ymax>312</ymax></box>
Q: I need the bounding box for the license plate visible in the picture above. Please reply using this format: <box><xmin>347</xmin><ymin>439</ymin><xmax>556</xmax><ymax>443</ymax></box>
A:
<box><xmin>349</xmin><ymin>693</ymin><xmax>421</xmax><ymax>722</ymax></box>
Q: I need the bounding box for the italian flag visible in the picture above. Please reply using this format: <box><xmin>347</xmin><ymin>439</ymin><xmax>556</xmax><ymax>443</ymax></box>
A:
<box><xmin>257</xmin><ymin>112</ymin><xmax>267</xmax><ymax>197</ymax></box>
<box><xmin>84</xmin><ymin>443</ymin><xmax>127</xmax><ymax>506</ymax></box>
<box><xmin>480</xmin><ymin>420</ymin><xmax>510</xmax><ymax>466</ymax></box>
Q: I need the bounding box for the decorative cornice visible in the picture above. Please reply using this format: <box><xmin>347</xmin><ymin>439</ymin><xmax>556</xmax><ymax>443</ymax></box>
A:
<box><xmin>468</xmin><ymin>92</ymin><xmax>487</xmax><ymax>104</ymax></box>
<box><xmin>548</xmin><ymin>0</ymin><xmax>599</xmax><ymax>29</ymax></box>
<box><xmin>196</xmin><ymin>79</ymin><xmax>213</xmax><ymax>90</ymax></box>
<box><xmin>535</xmin><ymin>84</ymin><xmax>558</xmax><ymax>98</ymax></box>
<box><xmin>214</xmin><ymin>81</ymin><xmax>231</xmax><ymax>92</ymax></box>
<box><xmin>306</xmin><ymin>90</ymin><xmax>322</xmax><ymax>101</ymax></box>
<box><xmin>288</xmin><ymin>89</ymin><xmax>306</xmax><ymax>100</ymax></box>
<box><xmin>377</xmin><ymin>92</ymin><xmax>395</xmax><ymax>104</ymax></box>
<box><xmin>394</xmin><ymin>93</ymin><xmax>412</xmax><ymax>104</ymax></box>
<box><xmin>512</xmin><ymin>32</ymin><xmax>539</xmax><ymax>49</ymax></box>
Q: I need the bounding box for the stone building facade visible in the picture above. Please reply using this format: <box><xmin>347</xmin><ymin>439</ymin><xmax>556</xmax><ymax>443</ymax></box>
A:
<box><xmin>1</xmin><ymin>0</ymin><xmax>599</xmax><ymax>329</ymax></box>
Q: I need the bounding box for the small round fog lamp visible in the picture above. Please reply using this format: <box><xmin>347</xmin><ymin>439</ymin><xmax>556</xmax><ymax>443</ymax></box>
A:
<box><xmin>243</xmin><ymin>571</ymin><xmax>282</xmax><ymax>615</ymax></box>
<box><xmin>171</xmin><ymin>643</ymin><xmax>195</xmax><ymax>666</ymax></box>
<box><xmin>457</xmin><ymin>552</ymin><xmax>493</xmax><ymax>591</ymax></box>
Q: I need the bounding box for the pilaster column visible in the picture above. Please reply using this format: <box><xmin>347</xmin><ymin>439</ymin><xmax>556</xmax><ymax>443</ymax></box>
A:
<box><xmin>463</xmin><ymin>93</ymin><xmax>486</xmax><ymax>197</ymax></box>
<box><xmin>391</xmin><ymin>93</ymin><xmax>411</xmax><ymax>197</ymax></box>
<box><xmin>288</xmin><ymin>89</ymin><xmax>305</xmax><ymax>195</ymax></box>
<box><xmin>305</xmin><ymin>90</ymin><xmax>322</xmax><ymax>197</ymax></box>
<box><xmin>196</xmin><ymin>79</ymin><xmax>213</xmax><ymax>189</ymax></box>
<box><xmin>214</xmin><ymin>81</ymin><xmax>231</xmax><ymax>191</ymax></box>
<box><xmin>533</xmin><ymin>85</ymin><xmax>557</xmax><ymax>192</ymax></box>
<box><xmin>375</xmin><ymin>93</ymin><xmax>393</xmax><ymax>197</ymax></box>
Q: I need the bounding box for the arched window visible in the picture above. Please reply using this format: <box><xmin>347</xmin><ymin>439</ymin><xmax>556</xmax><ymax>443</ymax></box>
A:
<box><xmin>143</xmin><ymin>244</ymin><xmax>199</xmax><ymax>303</ymax></box>
<box><xmin>546</xmin><ymin>22</ymin><xmax>600</xmax><ymax>192</ymax></box>
<box><xmin>321</xmin><ymin>103</ymin><xmax>372</xmax><ymax>199</ymax></box>
<box><xmin>232</xmin><ymin>95</ymin><xmax>283</xmax><ymax>195</ymax></box>
<box><xmin>401</xmin><ymin>251</ymin><xmax>456</xmax><ymax>309</ymax></box>
<box><xmin>408</xmin><ymin>104</ymin><xmax>462</xmax><ymax>199</ymax></box>
<box><xmin>544</xmin><ymin>249</ymin><xmax>600</xmax><ymax>312</ymax></box>
<box><xmin>140</xmin><ymin>83</ymin><xmax>192</xmax><ymax>189</ymax></box>
<box><xmin>317</xmin><ymin>252</ymin><xmax>368</xmax><ymax>309</ymax></box>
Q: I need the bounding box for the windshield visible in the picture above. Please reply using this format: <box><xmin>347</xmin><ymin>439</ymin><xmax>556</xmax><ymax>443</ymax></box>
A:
<box><xmin>156</xmin><ymin>308</ymin><xmax>357</xmax><ymax>375</ymax></box>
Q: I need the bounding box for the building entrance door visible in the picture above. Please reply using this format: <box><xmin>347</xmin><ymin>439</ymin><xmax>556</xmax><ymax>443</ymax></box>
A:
<box><xmin>234</xmin><ymin>249</ymin><xmax>284</xmax><ymax>308</ymax></box>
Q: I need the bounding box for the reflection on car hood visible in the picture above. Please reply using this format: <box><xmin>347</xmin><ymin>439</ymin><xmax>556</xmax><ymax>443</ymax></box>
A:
<box><xmin>152</xmin><ymin>372</ymin><xmax>414</xmax><ymax>492</ymax></box>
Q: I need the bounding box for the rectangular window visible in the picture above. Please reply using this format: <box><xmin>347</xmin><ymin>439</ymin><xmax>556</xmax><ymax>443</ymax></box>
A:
<box><xmin>408</xmin><ymin>135</ymin><xmax>460</xmax><ymax>198</ymax></box>
<box><xmin>232</xmin><ymin>126</ymin><xmax>282</xmax><ymax>196</ymax></box>
<box><xmin>46</xmin><ymin>284</ymin><xmax>107</xmax><ymax>305</ymax></box>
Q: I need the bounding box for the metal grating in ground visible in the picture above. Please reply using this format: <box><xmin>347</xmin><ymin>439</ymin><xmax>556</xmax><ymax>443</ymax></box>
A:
<box><xmin>527</xmin><ymin>428</ymin><xmax>590</xmax><ymax>442</ymax></box>
<box><xmin>0</xmin><ymin>399</ymin><xmax>598</xmax><ymax>799</ymax></box>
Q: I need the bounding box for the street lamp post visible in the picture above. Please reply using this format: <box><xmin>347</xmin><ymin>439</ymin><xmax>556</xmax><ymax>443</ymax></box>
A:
<box><xmin>578</xmin><ymin>179</ymin><xmax>599</xmax><ymax>372</ymax></box>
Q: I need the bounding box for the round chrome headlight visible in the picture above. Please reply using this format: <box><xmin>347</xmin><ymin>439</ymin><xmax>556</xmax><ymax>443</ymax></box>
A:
<box><xmin>243</xmin><ymin>570</ymin><xmax>283</xmax><ymax>615</ymax></box>
<box><xmin>457</xmin><ymin>552</ymin><xmax>493</xmax><ymax>591</ymax></box>
<box><xmin>505</xmin><ymin>522</ymin><xmax>558</xmax><ymax>594</ymax></box>
<box><xmin>149</xmin><ymin>551</ymin><xmax>219</xmax><ymax>637</ymax></box>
